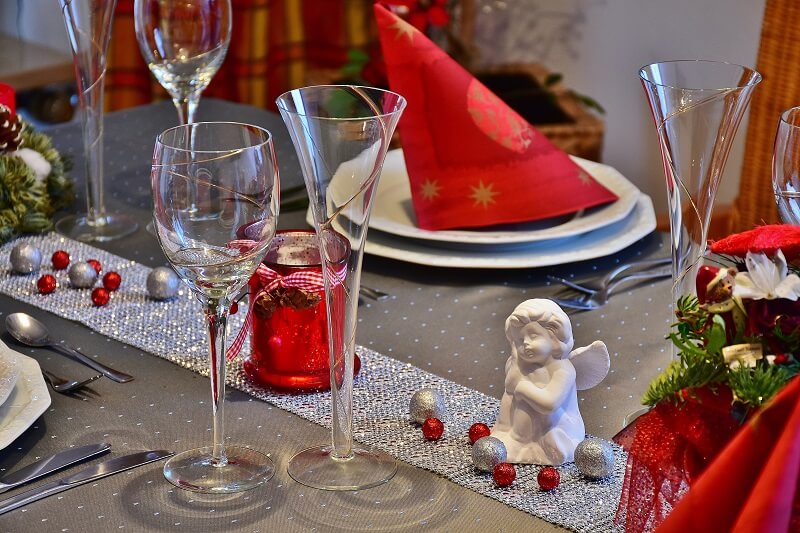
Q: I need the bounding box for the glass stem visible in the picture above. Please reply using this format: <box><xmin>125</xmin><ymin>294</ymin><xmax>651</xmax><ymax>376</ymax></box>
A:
<box><xmin>81</xmin><ymin>67</ymin><xmax>108</xmax><ymax>227</ymax></box>
<box><xmin>205</xmin><ymin>298</ymin><xmax>229</xmax><ymax>466</ymax></box>
<box><xmin>173</xmin><ymin>93</ymin><xmax>201</xmax><ymax>213</ymax></box>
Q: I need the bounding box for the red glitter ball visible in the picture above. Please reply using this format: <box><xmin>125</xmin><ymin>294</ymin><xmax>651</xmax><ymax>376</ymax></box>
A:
<box><xmin>87</xmin><ymin>259</ymin><xmax>102</xmax><ymax>275</ymax></box>
<box><xmin>51</xmin><ymin>251</ymin><xmax>70</xmax><ymax>270</ymax></box>
<box><xmin>468</xmin><ymin>422</ymin><xmax>491</xmax><ymax>444</ymax></box>
<box><xmin>37</xmin><ymin>274</ymin><xmax>57</xmax><ymax>294</ymax></box>
<box><xmin>422</xmin><ymin>417</ymin><xmax>444</xmax><ymax>441</ymax></box>
<box><xmin>102</xmin><ymin>271</ymin><xmax>121</xmax><ymax>291</ymax></box>
<box><xmin>537</xmin><ymin>467</ymin><xmax>560</xmax><ymax>491</ymax></box>
<box><xmin>91</xmin><ymin>287</ymin><xmax>110</xmax><ymax>306</ymax></box>
<box><xmin>230</xmin><ymin>301</ymin><xmax>239</xmax><ymax>315</ymax></box>
<box><xmin>493</xmin><ymin>463</ymin><xmax>516</xmax><ymax>487</ymax></box>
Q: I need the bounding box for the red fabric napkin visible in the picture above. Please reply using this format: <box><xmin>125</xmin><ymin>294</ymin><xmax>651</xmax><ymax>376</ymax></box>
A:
<box><xmin>373</xmin><ymin>3</ymin><xmax>618</xmax><ymax>231</ymax></box>
<box><xmin>656</xmin><ymin>376</ymin><xmax>800</xmax><ymax>533</ymax></box>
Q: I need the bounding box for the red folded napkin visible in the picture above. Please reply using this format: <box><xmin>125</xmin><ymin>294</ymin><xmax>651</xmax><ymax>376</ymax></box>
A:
<box><xmin>373</xmin><ymin>3</ymin><xmax>618</xmax><ymax>231</ymax></box>
<box><xmin>656</xmin><ymin>376</ymin><xmax>800</xmax><ymax>533</ymax></box>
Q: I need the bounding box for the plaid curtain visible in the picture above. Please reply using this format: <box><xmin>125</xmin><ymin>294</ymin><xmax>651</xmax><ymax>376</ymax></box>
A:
<box><xmin>106</xmin><ymin>0</ymin><xmax>380</xmax><ymax>111</ymax></box>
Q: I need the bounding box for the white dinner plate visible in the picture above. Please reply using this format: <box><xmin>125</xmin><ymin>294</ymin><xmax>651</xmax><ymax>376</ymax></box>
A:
<box><xmin>0</xmin><ymin>341</ymin><xmax>50</xmax><ymax>450</ymax></box>
<box><xmin>363</xmin><ymin>193</ymin><xmax>656</xmax><ymax>269</ymax></box>
<box><xmin>369</xmin><ymin>149</ymin><xmax>640</xmax><ymax>245</ymax></box>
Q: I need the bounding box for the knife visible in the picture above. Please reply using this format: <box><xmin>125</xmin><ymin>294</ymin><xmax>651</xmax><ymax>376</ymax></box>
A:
<box><xmin>0</xmin><ymin>442</ymin><xmax>111</xmax><ymax>494</ymax></box>
<box><xmin>0</xmin><ymin>449</ymin><xmax>174</xmax><ymax>516</ymax></box>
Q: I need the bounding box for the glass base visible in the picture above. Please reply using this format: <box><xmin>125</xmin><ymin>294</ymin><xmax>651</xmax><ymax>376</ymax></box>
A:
<box><xmin>56</xmin><ymin>213</ymin><xmax>138</xmax><ymax>242</ymax></box>
<box><xmin>287</xmin><ymin>444</ymin><xmax>397</xmax><ymax>491</ymax></box>
<box><xmin>623</xmin><ymin>407</ymin><xmax>651</xmax><ymax>428</ymax></box>
<box><xmin>163</xmin><ymin>445</ymin><xmax>275</xmax><ymax>494</ymax></box>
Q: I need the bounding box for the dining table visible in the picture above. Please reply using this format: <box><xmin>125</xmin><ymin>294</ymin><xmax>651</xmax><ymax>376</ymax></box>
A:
<box><xmin>0</xmin><ymin>99</ymin><xmax>672</xmax><ymax>532</ymax></box>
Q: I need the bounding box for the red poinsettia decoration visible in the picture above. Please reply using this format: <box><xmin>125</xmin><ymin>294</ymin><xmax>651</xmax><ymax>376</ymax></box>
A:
<box><xmin>710</xmin><ymin>224</ymin><xmax>800</xmax><ymax>262</ymax></box>
<box><xmin>383</xmin><ymin>0</ymin><xmax>450</xmax><ymax>33</ymax></box>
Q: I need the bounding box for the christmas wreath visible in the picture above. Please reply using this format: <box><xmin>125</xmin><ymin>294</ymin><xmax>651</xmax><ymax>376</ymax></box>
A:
<box><xmin>0</xmin><ymin>89</ymin><xmax>74</xmax><ymax>245</ymax></box>
<box><xmin>614</xmin><ymin>224</ymin><xmax>800</xmax><ymax>533</ymax></box>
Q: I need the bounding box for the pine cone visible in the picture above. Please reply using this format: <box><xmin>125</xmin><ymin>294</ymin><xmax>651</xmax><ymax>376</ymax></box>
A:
<box><xmin>0</xmin><ymin>105</ymin><xmax>23</xmax><ymax>153</ymax></box>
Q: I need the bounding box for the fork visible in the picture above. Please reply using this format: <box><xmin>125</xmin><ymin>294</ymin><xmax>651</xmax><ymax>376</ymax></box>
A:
<box><xmin>42</xmin><ymin>369</ymin><xmax>103</xmax><ymax>394</ymax></box>
<box><xmin>547</xmin><ymin>257</ymin><xmax>671</xmax><ymax>295</ymax></box>
<box><xmin>552</xmin><ymin>265</ymin><xmax>672</xmax><ymax>310</ymax></box>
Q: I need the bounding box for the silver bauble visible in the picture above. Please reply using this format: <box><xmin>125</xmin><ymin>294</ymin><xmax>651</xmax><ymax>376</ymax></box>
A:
<box><xmin>409</xmin><ymin>387</ymin><xmax>446</xmax><ymax>424</ymax></box>
<box><xmin>472</xmin><ymin>436</ymin><xmax>507</xmax><ymax>472</ymax></box>
<box><xmin>9</xmin><ymin>243</ymin><xmax>42</xmax><ymax>274</ymax></box>
<box><xmin>147</xmin><ymin>266</ymin><xmax>180</xmax><ymax>300</ymax></box>
<box><xmin>574</xmin><ymin>438</ymin><xmax>615</xmax><ymax>479</ymax></box>
<box><xmin>68</xmin><ymin>262</ymin><xmax>98</xmax><ymax>288</ymax></box>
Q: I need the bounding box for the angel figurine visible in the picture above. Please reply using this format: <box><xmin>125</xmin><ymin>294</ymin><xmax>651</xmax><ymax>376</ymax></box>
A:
<box><xmin>492</xmin><ymin>299</ymin><xmax>610</xmax><ymax>465</ymax></box>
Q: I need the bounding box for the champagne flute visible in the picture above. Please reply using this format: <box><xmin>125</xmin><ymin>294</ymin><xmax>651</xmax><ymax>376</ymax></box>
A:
<box><xmin>773</xmin><ymin>106</ymin><xmax>800</xmax><ymax>225</ymax></box>
<box><xmin>151</xmin><ymin>122</ymin><xmax>279</xmax><ymax>493</ymax></box>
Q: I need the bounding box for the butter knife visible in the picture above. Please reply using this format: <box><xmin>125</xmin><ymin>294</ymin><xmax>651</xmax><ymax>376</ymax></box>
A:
<box><xmin>0</xmin><ymin>442</ymin><xmax>111</xmax><ymax>494</ymax></box>
<box><xmin>0</xmin><ymin>449</ymin><xmax>174</xmax><ymax>515</ymax></box>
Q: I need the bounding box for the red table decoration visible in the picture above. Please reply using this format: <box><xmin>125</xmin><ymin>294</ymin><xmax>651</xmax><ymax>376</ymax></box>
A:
<box><xmin>0</xmin><ymin>83</ymin><xmax>16</xmax><ymax>115</ymax></box>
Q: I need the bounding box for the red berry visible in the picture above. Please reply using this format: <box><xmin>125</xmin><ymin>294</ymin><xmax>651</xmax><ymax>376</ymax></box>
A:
<box><xmin>102</xmin><ymin>271</ymin><xmax>121</xmax><ymax>291</ymax></box>
<box><xmin>537</xmin><ymin>467</ymin><xmax>560</xmax><ymax>491</ymax></box>
<box><xmin>230</xmin><ymin>301</ymin><xmax>239</xmax><ymax>314</ymax></box>
<box><xmin>37</xmin><ymin>274</ymin><xmax>57</xmax><ymax>294</ymax></box>
<box><xmin>422</xmin><ymin>417</ymin><xmax>444</xmax><ymax>441</ymax></box>
<box><xmin>51</xmin><ymin>251</ymin><xmax>70</xmax><ymax>270</ymax></box>
<box><xmin>468</xmin><ymin>422</ymin><xmax>491</xmax><ymax>444</ymax></box>
<box><xmin>91</xmin><ymin>287</ymin><xmax>110</xmax><ymax>306</ymax></box>
<box><xmin>775</xmin><ymin>353</ymin><xmax>789</xmax><ymax>364</ymax></box>
<box><xmin>493</xmin><ymin>463</ymin><xmax>516</xmax><ymax>487</ymax></box>
<box><xmin>87</xmin><ymin>259</ymin><xmax>102</xmax><ymax>275</ymax></box>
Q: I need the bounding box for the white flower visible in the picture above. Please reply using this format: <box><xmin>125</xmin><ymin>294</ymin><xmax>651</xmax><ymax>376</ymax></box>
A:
<box><xmin>12</xmin><ymin>148</ymin><xmax>51</xmax><ymax>182</ymax></box>
<box><xmin>733</xmin><ymin>250</ymin><xmax>800</xmax><ymax>300</ymax></box>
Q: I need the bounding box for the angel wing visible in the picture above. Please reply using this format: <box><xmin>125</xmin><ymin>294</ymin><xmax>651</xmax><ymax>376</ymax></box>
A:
<box><xmin>568</xmin><ymin>340</ymin><xmax>610</xmax><ymax>390</ymax></box>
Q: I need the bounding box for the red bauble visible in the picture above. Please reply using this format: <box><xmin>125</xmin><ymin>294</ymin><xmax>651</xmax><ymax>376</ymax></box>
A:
<box><xmin>37</xmin><ymin>274</ymin><xmax>57</xmax><ymax>294</ymax></box>
<box><xmin>91</xmin><ymin>287</ymin><xmax>110</xmax><ymax>306</ymax></box>
<box><xmin>537</xmin><ymin>467</ymin><xmax>560</xmax><ymax>491</ymax></box>
<box><xmin>87</xmin><ymin>259</ymin><xmax>102</xmax><ymax>275</ymax></box>
<box><xmin>468</xmin><ymin>422</ymin><xmax>491</xmax><ymax>444</ymax></box>
<box><xmin>422</xmin><ymin>417</ymin><xmax>444</xmax><ymax>441</ymax></box>
<box><xmin>51</xmin><ymin>251</ymin><xmax>70</xmax><ymax>270</ymax></box>
<box><xmin>102</xmin><ymin>271</ymin><xmax>121</xmax><ymax>291</ymax></box>
<box><xmin>493</xmin><ymin>463</ymin><xmax>516</xmax><ymax>487</ymax></box>
<box><xmin>230</xmin><ymin>301</ymin><xmax>239</xmax><ymax>315</ymax></box>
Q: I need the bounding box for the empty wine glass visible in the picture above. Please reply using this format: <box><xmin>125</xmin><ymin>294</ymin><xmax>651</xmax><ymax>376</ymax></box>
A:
<box><xmin>277</xmin><ymin>85</ymin><xmax>406</xmax><ymax>491</ymax></box>
<box><xmin>773</xmin><ymin>106</ymin><xmax>800</xmax><ymax>225</ymax></box>
<box><xmin>151</xmin><ymin>122</ymin><xmax>279</xmax><ymax>493</ymax></box>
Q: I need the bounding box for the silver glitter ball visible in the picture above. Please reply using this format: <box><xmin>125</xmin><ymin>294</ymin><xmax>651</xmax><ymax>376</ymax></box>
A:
<box><xmin>409</xmin><ymin>387</ymin><xmax>446</xmax><ymax>424</ymax></box>
<box><xmin>472</xmin><ymin>436</ymin><xmax>507</xmax><ymax>472</ymax></box>
<box><xmin>147</xmin><ymin>266</ymin><xmax>180</xmax><ymax>300</ymax></box>
<box><xmin>9</xmin><ymin>243</ymin><xmax>42</xmax><ymax>274</ymax></box>
<box><xmin>68</xmin><ymin>262</ymin><xmax>98</xmax><ymax>288</ymax></box>
<box><xmin>574</xmin><ymin>438</ymin><xmax>615</xmax><ymax>479</ymax></box>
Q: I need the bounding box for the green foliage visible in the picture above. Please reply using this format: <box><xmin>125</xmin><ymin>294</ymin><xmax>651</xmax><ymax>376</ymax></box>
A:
<box><xmin>0</xmin><ymin>120</ymin><xmax>74</xmax><ymax>244</ymax></box>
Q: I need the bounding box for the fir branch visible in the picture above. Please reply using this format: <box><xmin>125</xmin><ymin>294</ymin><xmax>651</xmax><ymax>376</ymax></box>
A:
<box><xmin>728</xmin><ymin>364</ymin><xmax>794</xmax><ymax>407</ymax></box>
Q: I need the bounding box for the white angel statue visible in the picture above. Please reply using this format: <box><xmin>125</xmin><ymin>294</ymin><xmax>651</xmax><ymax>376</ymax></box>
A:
<box><xmin>492</xmin><ymin>299</ymin><xmax>610</xmax><ymax>465</ymax></box>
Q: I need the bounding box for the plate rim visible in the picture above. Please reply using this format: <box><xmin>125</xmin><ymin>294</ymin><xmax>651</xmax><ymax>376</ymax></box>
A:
<box><xmin>0</xmin><ymin>342</ymin><xmax>51</xmax><ymax>450</ymax></box>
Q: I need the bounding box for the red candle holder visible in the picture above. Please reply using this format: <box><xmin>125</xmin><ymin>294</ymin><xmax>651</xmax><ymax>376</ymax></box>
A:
<box><xmin>243</xmin><ymin>230</ymin><xmax>360</xmax><ymax>392</ymax></box>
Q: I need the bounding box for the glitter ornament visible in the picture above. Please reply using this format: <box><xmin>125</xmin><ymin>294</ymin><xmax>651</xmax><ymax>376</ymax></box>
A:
<box><xmin>51</xmin><ymin>250</ymin><xmax>70</xmax><ymax>270</ymax></box>
<box><xmin>468</xmin><ymin>422</ymin><xmax>491</xmax><ymax>444</ymax></box>
<box><xmin>91</xmin><ymin>287</ymin><xmax>109</xmax><ymax>306</ymax></box>
<box><xmin>472</xmin><ymin>436</ymin><xmax>507</xmax><ymax>472</ymax></box>
<box><xmin>37</xmin><ymin>274</ymin><xmax>56</xmax><ymax>294</ymax></box>
<box><xmin>493</xmin><ymin>463</ymin><xmax>516</xmax><ymax>487</ymax></box>
<box><xmin>9</xmin><ymin>243</ymin><xmax>42</xmax><ymax>274</ymax></box>
<box><xmin>102</xmin><ymin>271</ymin><xmax>121</xmax><ymax>291</ymax></box>
<box><xmin>68</xmin><ymin>262</ymin><xmax>98</xmax><ymax>288</ymax></box>
<box><xmin>574</xmin><ymin>438</ymin><xmax>615</xmax><ymax>479</ymax></box>
<box><xmin>537</xmin><ymin>467</ymin><xmax>560</xmax><ymax>491</ymax></box>
<box><xmin>147</xmin><ymin>266</ymin><xmax>180</xmax><ymax>300</ymax></box>
<box><xmin>87</xmin><ymin>259</ymin><xmax>102</xmax><ymax>275</ymax></box>
<box><xmin>409</xmin><ymin>387</ymin><xmax>446</xmax><ymax>424</ymax></box>
<box><xmin>422</xmin><ymin>417</ymin><xmax>444</xmax><ymax>441</ymax></box>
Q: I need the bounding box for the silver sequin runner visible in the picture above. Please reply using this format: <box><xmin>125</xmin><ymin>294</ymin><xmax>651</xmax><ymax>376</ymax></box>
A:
<box><xmin>0</xmin><ymin>234</ymin><xmax>625</xmax><ymax>532</ymax></box>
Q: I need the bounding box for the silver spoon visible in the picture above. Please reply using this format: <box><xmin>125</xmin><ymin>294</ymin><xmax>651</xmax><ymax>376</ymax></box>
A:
<box><xmin>41</xmin><ymin>369</ymin><xmax>103</xmax><ymax>393</ymax></box>
<box><xmin>5</xmin><ymin>313</ymin><xmax>134</xmax><ymax>383</ymax></box>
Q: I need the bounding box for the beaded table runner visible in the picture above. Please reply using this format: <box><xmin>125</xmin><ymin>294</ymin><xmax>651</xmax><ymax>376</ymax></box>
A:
<box><xmin>0</xmin><ymin>234</ymin><xmax>625</xmax><ymax>532</ymax></box>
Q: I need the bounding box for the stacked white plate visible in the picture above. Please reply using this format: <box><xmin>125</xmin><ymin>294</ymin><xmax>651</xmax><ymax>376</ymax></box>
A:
<box><xmin>0</xmin><ymin>340</ymin><xmax>50</xmax><ymax>450</ymax></box>
<box><xmin>363</xmin><ymin>149</ymin><xmax>656</xmax><ymax>268</ymax></box>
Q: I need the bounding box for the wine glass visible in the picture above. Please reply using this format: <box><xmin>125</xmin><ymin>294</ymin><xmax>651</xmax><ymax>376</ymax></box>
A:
<box><xmin>151</xmin><ymin>122</ymin><xmax>279</xmax><ymax>493</ymax></box>
<box><xmin>773</xmin><ymin>106</ymin><xmax>800</xmax><ymax>225</ymax></box>
<box><xmin>277</xmin><ymin>85</ymin><xmax>406</xmax><ymax>491</ymax></box>
<box><xmin>134</xmin><ymin>0</ymin><xmax>231</xmax><ymax>126</ymax></box>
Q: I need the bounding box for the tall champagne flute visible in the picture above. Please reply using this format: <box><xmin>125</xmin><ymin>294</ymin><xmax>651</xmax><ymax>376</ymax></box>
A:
<box><xmin>277</xmin><ymin>85</ymin><xmax>406</xmax><ymax>491</ymax></box>
<box><xmin>773</xmin><ymin>107</ymin><xmax>800</xmax><ymax>224</ymax></box>
<box><xmin>151</xmin><ymin>122</ymin><xmax>279</xmax><ymax>493</ymax></box>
